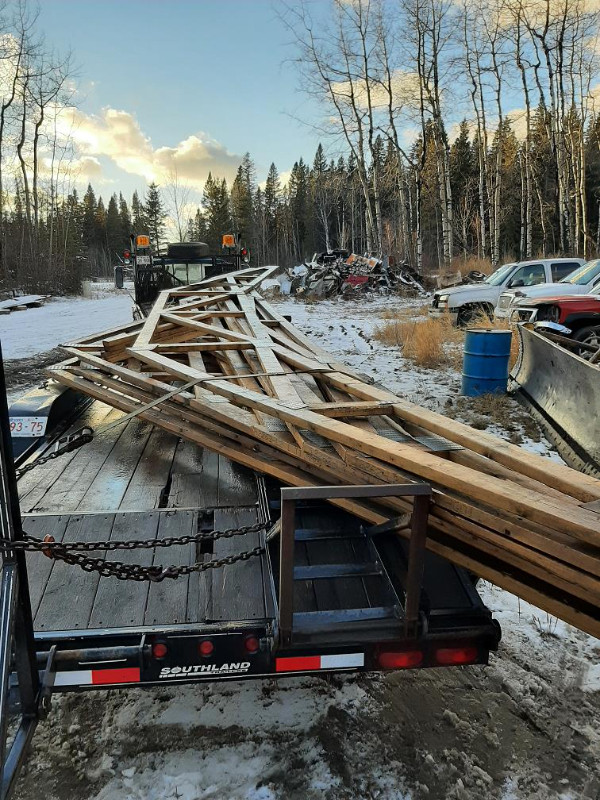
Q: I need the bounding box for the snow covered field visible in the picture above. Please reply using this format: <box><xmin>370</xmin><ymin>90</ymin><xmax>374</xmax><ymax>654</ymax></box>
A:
<box><xmin>7</xmin><ymin>291</ymin><xmax>600</xmax><ymax>800</ymax></box>
<box><xmin>1</xmin><ymin>286</ymin><xmax>133</xmax><ymax>360</ymax></box>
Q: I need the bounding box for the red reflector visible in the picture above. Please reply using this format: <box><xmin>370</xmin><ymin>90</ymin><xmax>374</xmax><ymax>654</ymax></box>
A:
<box><xmin>92</xmin><ymin>667</ymin><xmax>140</xmax><ymax>685</ymax></box>
<box><xmin>198</xmin><ymin>639</ymin><xmax>214</xmax><ymax>657</ymax></box>
<box><xmin>244</xmin><ymin>636</ymin><xmax>260</xmax><ymax>654</ymax></box>
<box><xmin>276</xmin><ymin>656</ymin><xmax>321</xmax><ymax>672</ymax></box>
<box><xmin>378</xmin><ymin>650</ymin><xmax>423</xmax><ymax>669</ymax></box>
<box><xmin>152</xmin><ymin>642</ymin><xmax>168</xmax><ymax>659</ymax></box>
<box><xmin>436</xmin><ymin>646</ymin><xmax>478</xmax><ymax>666</ymax></box>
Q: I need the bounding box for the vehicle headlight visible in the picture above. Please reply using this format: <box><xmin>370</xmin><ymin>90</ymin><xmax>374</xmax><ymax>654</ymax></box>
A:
<box><xmin>498</xmin><ymin>295</ymin><xmax>511</xmax><ymax>309</ymax></box>
<box><xmin>437</xmin><ymin>294</ymin><xmax>449</xmax><ymax>306</ymax></box>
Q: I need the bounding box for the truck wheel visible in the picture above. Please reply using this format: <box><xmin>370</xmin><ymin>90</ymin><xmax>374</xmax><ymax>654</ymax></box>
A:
<box><xmin>167</xmin><ymin>242</ymin><xmax>209</xmax><ymax>259</ymax></box>
<box><xmin>572</xmin><ymin>325</ymin><xmax>600</xmax><ymax>358</ymax></box>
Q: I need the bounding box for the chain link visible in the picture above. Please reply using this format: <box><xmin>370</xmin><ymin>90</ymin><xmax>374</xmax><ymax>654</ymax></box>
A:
<box><xmin>15</xmin><ymin>428</ymin><xmax>94</xmax><ymax>478</ymax></box>
<box><xmin>0</xmin><ymin>520</ymin><xmax>270</xmax><ymax>582</ymax></box>
<box><xmin>41</xmin><ymin>544</ymin><xmax>266</xmax><ymax>582</ymax></box>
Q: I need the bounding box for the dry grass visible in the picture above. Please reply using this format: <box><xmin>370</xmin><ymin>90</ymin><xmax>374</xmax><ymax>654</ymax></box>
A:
<box><xmin>379</xmin><ymin>304</ymin><xmax>430</xmax><ymax>321</ymax></box>
<box><xmin>374</xmin><ymin>307</ymin><xmax>520</xmax><ymax>371</ymax></box>
<box><xmin>373</xmin><ymin>313</ymin><xmax>462</xmax><ymax>368</ymax></box>
<box><xmin>445</xmin><ymin>390</ymin><xmax>542</xmax><ymax>444</ymax></box>
<box><xmin>449</xmin><ymin>256</ymin><xmax>494</xmax><ymax>276</ymax></box>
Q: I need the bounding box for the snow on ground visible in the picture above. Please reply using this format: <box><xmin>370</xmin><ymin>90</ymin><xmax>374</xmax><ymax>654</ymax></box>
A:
<box><xmin>0</xmin><ymin>285</ymin><xmax>133</xmax><ymax>360</ymax></box>
<box><xmin>11</xmin><ymin>290</ymin><xmax>600</xmax><ymax>800</ymax></box>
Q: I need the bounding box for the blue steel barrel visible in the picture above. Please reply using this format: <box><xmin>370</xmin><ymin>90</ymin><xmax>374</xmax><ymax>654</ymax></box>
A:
<box><xmin>461</xmin><ymin>329</ymin><xmax>512</xmax><ymax>397</ymax></box>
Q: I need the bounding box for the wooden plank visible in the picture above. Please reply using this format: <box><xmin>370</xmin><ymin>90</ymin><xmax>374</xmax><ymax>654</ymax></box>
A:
<box><xmin>134</xmin><ymin>289</ymin><xmax>170</xmax><ymax>348</ymax></box>
<box><xmin>20</xmin><ymin>407</ymin><xmax>126</xmax><ymax>514</ymax></box>
<box><xmin>209</xmin><ymin>507</ymin><xmax>266</xmax><ymax>621</ymax></box>
<box><xmin>217</xmin><ymin>455</ymin><xmax>257</xmax><ymax>507</ymax></box>
<box><xmin>76</xmin><ymin>419</ymin><xmax>153</xmax><ymax>512</ymax></box>
<box><xmin>119</xmin><ymin>427</ymin><xmax>180</xmax><ymax>510</ymax></box>
<box><xmin>129</xmin><ymin>347</ymin><xmax>600</xmax><ymax>545</ymax></box>
<box><xmin>87</xmin><ymin>511</ymin><xmax>157</xmax><ymax>628</ymax></box>
<box><xmin>23</xmin><ymin>514</ymin><xmax>69</xmax><ymax>618</ymax></box>
<box><xmin>34</xmin><ymin>513</ymin><xmax>115</xmax><ymax>631</ymax></box>
<box><xmin>144</xmin><ymin>510</ymin><xmax>196</xmax><ymax>625</ymax></box>
<box><xmin>17</xmin><ymin>402</ymin><xmax>117</xmax><ymax>511</ymax></box>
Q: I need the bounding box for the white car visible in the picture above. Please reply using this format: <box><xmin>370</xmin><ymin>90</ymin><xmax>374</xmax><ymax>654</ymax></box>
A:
<box><xmin>430</xmin><ymin>258</ymin><xmax>585</xmax><ymax>326</ymax></box>
<box><xmin>495</xmin><ymin>258</ymin><xmax>600</xmax><ymax>319</ymax></box>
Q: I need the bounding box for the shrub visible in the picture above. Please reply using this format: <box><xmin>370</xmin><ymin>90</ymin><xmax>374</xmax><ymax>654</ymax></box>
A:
<box><xmin>373</xmin><ymin>314</ymin><xmax>461</xmax><ymax>368</ymax></box>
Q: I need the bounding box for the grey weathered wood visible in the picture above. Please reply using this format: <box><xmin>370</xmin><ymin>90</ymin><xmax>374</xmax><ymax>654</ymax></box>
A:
<box><xmin>87</xmin><ymin>512</ymin><xmax>157</xmax><ymax>628</ymax></box>
<box><xmin>77</xmin><ymin>419</ymin><xmax>153</xmax><ymax>511</ymax></box>
<box><xmin>34</xmin><ymin>513</ymin><xmax>115</xmax><ymax>631</ymax></box>
<box><xmin>22</xmin><ymin>515</ymin><xmax>69</xmax><ymax>618</ymax></box>
<box><xmin>217</xmin><ymin>455</ymin><xmax>257</xmax><ymax>507</ymax></box>
<box><xmin>200</xmin><ymin>449</ymin><xmax>220</xmax><ymax>507</ymax></box>
<box><xmin>144</xmin><ymin>510</ymin><xmax>196</xmax><ymax>625</ymax></box>
<box><xmin>209</xmin><ymin>507</ymin><xmax>266</xmax><ymax>621</ymax></box>
<box><xmin>120</xmin><ymin>427</ymin><xmax>179</xmax><ymax>510</ymax></box>
<box><xmin>17</xmin><ymin>402</ymin><xmax>117</xmax><ymax>512</ymax></box>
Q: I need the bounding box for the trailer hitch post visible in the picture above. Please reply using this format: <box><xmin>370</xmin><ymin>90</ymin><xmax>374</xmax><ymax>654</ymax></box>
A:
<box><xmin>0</xmin><ymin>345</ymin><xmax>43</xmax><ymax>799</ymax></box>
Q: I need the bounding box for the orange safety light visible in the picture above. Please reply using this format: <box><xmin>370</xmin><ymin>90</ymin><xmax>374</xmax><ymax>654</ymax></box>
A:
<box><xmin>222</xmin><ymin>234</ymin><xmax>236</xmax><ymax>248</ymax></box>
<box><xmin>136</xmin><ymin>235</ymin><xmax>150</xmax><ymax>248</ymax></box>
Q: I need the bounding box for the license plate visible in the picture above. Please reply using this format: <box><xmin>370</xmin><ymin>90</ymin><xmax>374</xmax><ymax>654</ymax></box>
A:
<box><xmin>9</xmin><ymin>417</ymin><xmax>48</xmax><ymax>438</ymax></box>
<box><xmin>136</xmin><ymin>255</ymin><xmax>151</xmax><ymax>265</ymax></box>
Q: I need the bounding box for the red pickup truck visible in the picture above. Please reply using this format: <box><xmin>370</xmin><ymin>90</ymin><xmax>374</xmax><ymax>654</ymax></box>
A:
<box><xmin>514</xmin><ymin>288</ymin><xmax>600</xmax><ymax>353</ymax></box>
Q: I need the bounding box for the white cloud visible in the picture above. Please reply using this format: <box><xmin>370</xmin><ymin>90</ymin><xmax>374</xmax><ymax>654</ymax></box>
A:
<box><xmin>56</xmin><ymin>107</ymin><xmax>243</xmax><ymax>189</ymax></box>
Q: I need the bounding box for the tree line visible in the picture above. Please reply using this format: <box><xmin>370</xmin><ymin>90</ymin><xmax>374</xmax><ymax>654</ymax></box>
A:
<box><xmin>3</xmin><ymin>0</ymin><xmax>600</xmax><ymax>294</ymax></box>
<box><xmin>283</xmin><ymin>0</ymin><xmax>600</xmax><ymax>273</ymax></box>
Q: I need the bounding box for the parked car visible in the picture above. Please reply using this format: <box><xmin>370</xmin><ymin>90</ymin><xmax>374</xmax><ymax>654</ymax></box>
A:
<box><xmin>511</xmin><ymin>284</ymin><xmax>600</xmax><ymax>356</ymax></box>
<box><xmin>495</xmin><ymin>259</ymin><xmax>600</xmax><ymax>318</ymax></box>
<box><xmin>429</xmin><ymin>258</ymin><xmax>585</xmax><ymax>326</ymax></box>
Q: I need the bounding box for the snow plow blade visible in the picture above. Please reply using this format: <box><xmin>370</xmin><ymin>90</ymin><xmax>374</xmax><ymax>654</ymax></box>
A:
<box><xmin>511</xmin><ymin>324</ymin><xmax>600</xmax><ymax>476</ymax></box>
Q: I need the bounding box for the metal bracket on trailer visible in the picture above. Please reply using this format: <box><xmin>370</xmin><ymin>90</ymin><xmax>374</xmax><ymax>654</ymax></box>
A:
<box><xmin>278</xmin><ymin>483</ymin><xmax>431</xmax><ymax>647</ymax></box>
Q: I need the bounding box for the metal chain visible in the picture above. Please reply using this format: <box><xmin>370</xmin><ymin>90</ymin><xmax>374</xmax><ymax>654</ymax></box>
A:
<box><xmin>1</xmin><ymin>520</ymin><xmax>269</xmax><ymax>554</ymax></box>
<box><xmin>0</xmin><ymin>520</ymin><xmax>270</xmax><ymax>582</ymax></box>
<box><xmin>41</xmin><ymin>544</ymin><xmax>266</xmax><ymax>583</ymax></box>
<box><xmin>15</xmin><ymin>428</ymin><xmax>94</xmax><ymax>478</ymax></box>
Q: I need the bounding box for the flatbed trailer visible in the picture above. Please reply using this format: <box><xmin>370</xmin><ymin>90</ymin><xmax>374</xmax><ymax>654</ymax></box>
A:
<box><xmin>0</xmin><ymin>356</ymin><xmax>500</xmax><ymax>798</ymax></box>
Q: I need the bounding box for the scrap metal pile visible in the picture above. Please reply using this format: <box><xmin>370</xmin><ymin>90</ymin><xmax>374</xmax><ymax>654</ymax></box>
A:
<box><xmin>48</xmin><ymin>266</ymin><xmax>600</xmax><ymax>637</ymax></box>
<box><xmin>279</xmin><ymin>251</ymin><xmax>426</xmax><ymax>299</ymax></box>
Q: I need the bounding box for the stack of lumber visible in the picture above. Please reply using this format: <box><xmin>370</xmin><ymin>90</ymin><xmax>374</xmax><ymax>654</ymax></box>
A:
<box><xmin>0</xmin><ymin>294</ymin><xmax>47</xmax><ymax>314</ymax></box>
<box><xmin>47</xmin><ymin>266</ymin><xmax>600</xmax><ymax>637</ymax></box>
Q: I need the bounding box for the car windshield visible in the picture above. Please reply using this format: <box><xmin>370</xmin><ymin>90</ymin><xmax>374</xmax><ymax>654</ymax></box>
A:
<box><xmin>484</xmin><ymin>263</ymin><xmax>517</xmax><ymax>286</ymax></box>
<box><xmin>561</xmin><ymin>259</ymin><xmax>600</xmax><ymax>285</ymax></box>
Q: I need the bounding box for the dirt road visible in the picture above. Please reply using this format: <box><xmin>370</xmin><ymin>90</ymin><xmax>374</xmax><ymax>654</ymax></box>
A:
<box><xmin>13</xmin><ymin>621</ymin><xmax>600</xmax><ymax>799</ymax></box>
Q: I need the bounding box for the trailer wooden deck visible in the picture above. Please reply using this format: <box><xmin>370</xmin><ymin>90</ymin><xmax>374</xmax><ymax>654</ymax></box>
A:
<box><xmin>17</xmin><ymin>400</ymin><xmax>408</xmax><ymax>637</ymax></box>
<box><xmin>17</xmin><ymin>400</ymin><xmax>273</xmax><ymax>633</ymax></box>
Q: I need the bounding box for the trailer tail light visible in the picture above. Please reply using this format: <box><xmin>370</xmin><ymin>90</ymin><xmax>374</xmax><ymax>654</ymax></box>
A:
<box><xmin>378</xmin><ymin>650</ymin><xmax>423</xmax><ymax>669</ymax></box>
<box><xmin>198</xmin><ymin>639</ymin><xmax>214</xmax><ymax>657</ymax></box>
<box><xmin>244</xmin><ymin>635</ymin><xmax>260</xmax><ymax>654</ymax></box>
<box><xmin>152</xmin><ymin>642</ymin><xmax>168</xmax><ymax>660</ymax></box>
<box><xmin>435</xmin><ymin>646</ymin><xmax>478</xmax><ymax>666</ymax></box>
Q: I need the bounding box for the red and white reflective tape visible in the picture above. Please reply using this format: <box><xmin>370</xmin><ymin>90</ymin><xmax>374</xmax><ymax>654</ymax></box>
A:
<box><xmin>275</xmin><ymin>652</ymin><xmax>364</xmax><ymax>673</ymax></box>
<box><xmin>54</xmin><ymin>667</ymin><xmax>141</xmax><ymax>687</ymax></box>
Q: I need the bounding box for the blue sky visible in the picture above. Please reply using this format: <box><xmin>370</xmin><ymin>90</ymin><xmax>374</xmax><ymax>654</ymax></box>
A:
<box><xmin>39</xmin><ymin>0</ymin><xmax>324</xmax><ymax>199</ymax></box>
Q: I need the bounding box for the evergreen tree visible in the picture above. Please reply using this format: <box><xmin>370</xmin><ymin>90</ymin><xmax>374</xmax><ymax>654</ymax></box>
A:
<box><xmin>82</xmin><ymin>184</ymin><xmax>97</xmax><ymax>250</ymax></box>
<box><xmin>119</xmin><ymin>193</ymin><xmax>131</xmax><ymax>243</ymax></box>
<box><xmin>143</xmin><ymin>182</ymin><xmax>166</xmax><ymax>252</ymax></box>
<box><xmin>231</xmin><ymin>154</ymin><xmax>255</xmax><ymax>246</ymax></box>
<box><xmin>202</xmin><ymin>173</ymin><xmax>231</xmax><ymax>252</ymax></box>
<box><xmin>131</xmin><ymin>190</ymin><xmax>146</xmax><ymax>232</ymax></box>
<box><xmin>106</xmin><ymin>194</ymin><xmax>122</xmax><ymax>260</ymax></box>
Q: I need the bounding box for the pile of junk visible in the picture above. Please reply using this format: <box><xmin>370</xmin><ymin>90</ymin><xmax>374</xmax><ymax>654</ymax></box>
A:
<box><xmin>262</xmin><ymin>250</ymin><xmax>427</xmax><ymax>300</ymax></box>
